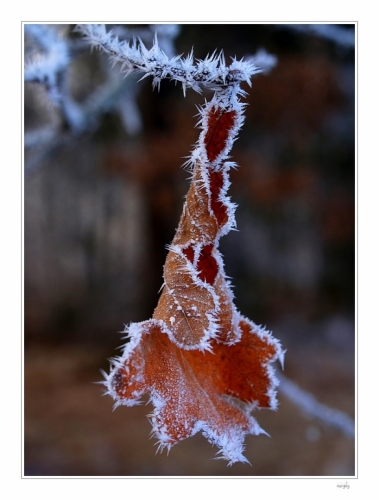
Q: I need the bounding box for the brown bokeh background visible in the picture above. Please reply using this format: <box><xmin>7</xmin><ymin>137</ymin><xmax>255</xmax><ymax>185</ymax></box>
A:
<box><xmin>24</xmin><ymin>24</ymin><xmax>355</xmax><ymax>476</ymax></box>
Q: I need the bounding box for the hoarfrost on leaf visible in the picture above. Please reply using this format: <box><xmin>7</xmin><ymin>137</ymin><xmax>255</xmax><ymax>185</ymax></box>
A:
<box><xmin>79</xmin><ymin>24</ymin><xmax>284</xmax><ymax>464</ymax></box>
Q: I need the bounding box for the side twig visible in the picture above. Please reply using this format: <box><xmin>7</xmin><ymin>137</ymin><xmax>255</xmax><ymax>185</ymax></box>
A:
<box><xmin>278</xmin><ymin>373</ymin><xmax>355</xmax><ymax>439</ymax></box>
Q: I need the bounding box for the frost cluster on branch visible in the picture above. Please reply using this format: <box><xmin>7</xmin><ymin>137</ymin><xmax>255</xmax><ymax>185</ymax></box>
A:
<box><xmin>76</xmin><ymin>24</ymin><xmax>277</xmax><ymax>95</ymax></box>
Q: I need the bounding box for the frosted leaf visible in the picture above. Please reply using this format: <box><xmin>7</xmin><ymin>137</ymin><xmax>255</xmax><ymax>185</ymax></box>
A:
<box><xmin>96</xmin><ymin>24</ymin><xmax>284</xmax><ymax>464</ymax></box>
<box><xmin>107</xmin><ymin>316</ymin><xmax>282</xmax><ymax>463</ymax></box>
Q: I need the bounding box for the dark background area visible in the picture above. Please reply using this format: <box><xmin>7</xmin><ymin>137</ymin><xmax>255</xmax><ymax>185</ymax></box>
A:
<box><xmin>24</xmin><ymin>23</ymin><xmax>355</xmax><ymax>476</ymax></box>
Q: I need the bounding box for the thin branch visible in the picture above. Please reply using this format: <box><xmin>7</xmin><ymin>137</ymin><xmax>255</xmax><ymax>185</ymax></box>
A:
<box><xmin>76</xmin><ymin>24</ymin><xmax>271</xmax><ymax>95</ymax></box>
<box><xmin>278</xmin><ymin>373</ymin><xmax>355</xmax><ymax>439</ymax></box>
<box><xmin>284</xmin><ymin>24</ymin><xmax>355</xmax><ymax>49</ymax></box>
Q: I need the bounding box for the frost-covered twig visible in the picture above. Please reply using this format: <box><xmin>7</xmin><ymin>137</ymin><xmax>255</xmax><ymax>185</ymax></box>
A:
<box><xmin>278</xmin><ymin>373</ymin><xmax>355</xmax><ymax>439</ymax></box>
<box><xmin>24</xmin><ymin>24</ymin><xmax>70</xmax><ymax>107</ymax></box>
<box><xmin>283</xmin><ymin>24</ymin><xmax>355</xmax><ymax>49</ymax></box>
<box><xmin>24</xmin><ymin>24</ymin><xmax>87</xmax><ymax>132</ymax></box>
<box><xmin>24</xmin><ymin>127</ymin><xmax>58</xmax><ymax>150</ymax></box>
<box><xmin>76</xmin><ymin>24</ymin><xmax>275</xmax><ymax>95</ymax></box>
<box><xmin>24</xmin><ymin>24</ymin><xmax>183</xmax><ymax>174</ymax></box>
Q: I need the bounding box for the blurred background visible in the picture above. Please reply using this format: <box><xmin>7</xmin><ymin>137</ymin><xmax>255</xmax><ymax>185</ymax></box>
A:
<box><xmin>24</xmin><ymin>23</ymin><xmax>355</xmax><ymax>476</ymax></box>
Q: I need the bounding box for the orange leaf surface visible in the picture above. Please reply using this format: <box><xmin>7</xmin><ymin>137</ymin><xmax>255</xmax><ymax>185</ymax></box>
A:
<box><xmin>151</xmin><ymin>147</ymin><xmax>236</xmax><ymax>349</ymax></box>
<box><xmin>107</xmin><ymin>315</ymin><xmax>282</xmax><ymax>464</ymax></box>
